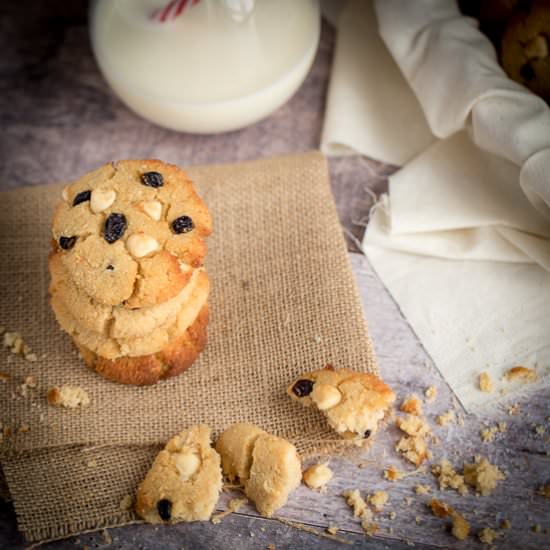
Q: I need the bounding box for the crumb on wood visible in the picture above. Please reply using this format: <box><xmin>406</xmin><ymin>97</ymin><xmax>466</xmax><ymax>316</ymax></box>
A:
<box><xmin>506</xmin><ymin>403</ymin><xmax>520</xmax><ymax>415</ymax></box>
<box><xmin>211</xmin><ymin>498</ymin><xmax>248</xmax><ymax>524</ymax></box>
<box><xmin>101</xmin><ymin>529</ymin><xmax>112</xmax><ymax>545</ymax></box>
<box><xmin>396</xmin><ymin>414</ymin><xmax>431</xmax><ymax>437</ymax></box>
<box><xmin>342</xmin><ymin>489</ymin><xmax>377</xmax><ymax>536</ymax></box>
<box><xmin>480</xmin><ymin>422</ymin><xmax>507</xmax><ymax>443</ymax></box>
<box><xmin>478</xmin><ymin>372</ymin><xmax>493</xmax><ymax>393</ymax></box>
<box><xmin>504</xmin><ymin>366</ymin><xmax>537</xmax><ymax>382</ymax></box>
<box><xmin>536</xmin><ymin>484</ymin><xmax>550</xmax><ymax>498</ymax></box>
<box><xmin>431</xmin><ymin>460</ymin><xmax>468</xmax><ymax>495</ymax></box>
<box><xmin>47</xmin><ymin>385</ymin><xmax>90</xmax><ymax>408</ymax></box>
<box><xmin>384</xmin><ymin>465</ymin><xmax>405</xmax><ymax>481</ymax></box>
<box><xmin>400</xmin><ymin>394</ymin><xmax>423</xmax><ymax>416</ymax></box>
<box><xmin>534</xmin><ymin>424</ymin><xmax>546</xmax><ymax>437</ymax></box>
<box><xmin>479</xmin><ymin>527</ymin><xmax>498</xmax><ymax>545</ymax></box>
<box><xmin>326</xmin><ymin>525</ymin><xmax>339</xmax><ymax>535</ymax></box>
<box><xmin>396</xmin><ymin>436</ymin><xmax>429</xmax><ymax>466</ymax></box>
<box><xmin>463</xmin><ymin>456</ymin><xmax>505</xmax><ymax>496</ymax></box>
<box><xmin>500</xmin><ymin>519</ymin><xmax>511</xmax><ymax>529</ymax></box>
<box><xmin>427</xmin><ymin>499</ymin><xmax>470</xmax><ymax>541</ymax></box>
<box><xmin>415</xmin><ymin>484</ymin><xmax>431</xmax><ymax>495</ymax></box>
<box><xmin>532</xmin><ymin>524</ymin><xmax>542</xmax><ymax>533</ymax></box>
<box><xmin>303</xmin><ymin>463</ymin><xmax>333</xmax><ymax>490</ymax></box>
<box><xmin>436</xmin><ymin>410</ymin><xmax>456</xmax><ymax>427</ymax></box>
<box><xmin>424</xmin><ymin>386</ymin><xmax>437</xmax><ymax>402</ymax></box>
<box><xmin>368</xmin><ymin>490</ymin><xmax>388</xmax><ymax>511</ymax></box>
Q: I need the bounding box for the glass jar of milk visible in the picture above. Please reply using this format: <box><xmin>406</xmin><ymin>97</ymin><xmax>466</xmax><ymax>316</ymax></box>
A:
<box><xmin>90</xmin><ymin>0</ymin><xmax>320</xmax><ymax>133</ymax></box>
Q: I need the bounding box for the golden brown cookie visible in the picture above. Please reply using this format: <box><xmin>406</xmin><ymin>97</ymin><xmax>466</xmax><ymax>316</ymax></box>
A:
<box><xmin>287</xmin><ymin>366</ymin><xmax>395</xmax><ymax>446</ymax></box>
<box><xmin>135</xmin><ymin>425</ymin><xmax>222</xmax><ymax>523</ymax></box>
<box><xmin>51</xmin><ymin>159</ymin><xmax>212</xmax><ymax>308</ymax></box>
<box><xmin>501</xmin><ymin>1</ymin><xmax>550</xmax><ymax>102</ymax></box>
<box><xmin>216</xmin><ymin>423</ymin><xmax>302</xmax><ymax>518</ymax></box>
<box><xmin>77</xmin><ymin>304</ymin><xmax>208</xmax><ymax>385</ymax></box>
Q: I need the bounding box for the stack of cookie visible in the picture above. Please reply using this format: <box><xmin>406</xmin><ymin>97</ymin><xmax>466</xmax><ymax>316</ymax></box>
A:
<box><xmin>49</xmin><ymin>160</ymin><xmax>212</xmax><ymax>385</ymax></box>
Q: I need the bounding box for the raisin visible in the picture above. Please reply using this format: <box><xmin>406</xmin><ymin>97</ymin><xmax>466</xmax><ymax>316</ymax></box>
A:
<box><xmin>171</xmin><ymin>215</ymin><xmax>194</xmax><ymax>234</ymax></box>
<box><xmin>59</xmin><ymin>236</ymin><xmax>77</xmax><ymax>250</ymax></box>
<box><xmin>141</xmin><ymin>171</ymin><xmax>164</xmax><ymax>188</ymax></box>
<box><xmin>103</xmin><ymin>213</ymin><xmax>127</xmax><ymax>243</ymax></box>
<box><xmin>72</xmin><ymin>190</ymin><xmax>91</xmax><ymax>206</ymax></box>
<box><xmin>364</xmin><ymin>430</ymin><xmax>372</xmax><ymax>439</ymax></box>
<box><xmin>520</xmin><ymin>63</ymin><xmax>535</xmax><ymax>81</ymax></box>
<box><xmin>157</xmin><ymin>499</ymin><xmax>172</xmax><ymax>521</ymax></box>
<box><xmin>292</xmin><ymin>379</ymin><xmax>314</xmax><ymax>397</ymax></box>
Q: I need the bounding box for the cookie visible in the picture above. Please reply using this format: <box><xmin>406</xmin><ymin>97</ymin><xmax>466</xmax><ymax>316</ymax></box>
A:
<box><xmin>49</xmin><ymin>252</ymin><xmax>197</xmax><ymax>338</ymax></box>
<box><xmin>501</xmin><ymin>1</ymin><xmax>550</xmax><ymax>103</ymax></box>
<box><xmin>287</xmin><ymin>366</ymin><xmax>395</xmax><ymax>446</ymax></box>
<box><xmin>77</xmin><ymin>304</ymin><xmax>208</xmax><ymax>385</ymax></box>
<box><xmin>135</xmin><ymin>425</ymin><xmax>222</xmax><ymax>523</ymax></box>
<box><xmin>216</xmin><ymin>424</ymin><xmax>302</xmax><ymax>518</ymax></box>
<box><xmin>52</xmin><ymin>159</ymin><xmax>212</xmax><ymax>308</ymax></box>
<box><xmin>50</xmin><ymin>269</ymin><xmax>209</xmax><ymax>359</ymax></box>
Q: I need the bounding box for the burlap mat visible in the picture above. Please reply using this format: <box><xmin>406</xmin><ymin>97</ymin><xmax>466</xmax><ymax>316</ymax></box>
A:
<box><xmin>0</xmin><ymin>151</ymin><xmax>378</xmax><ymax>541</ymax></box>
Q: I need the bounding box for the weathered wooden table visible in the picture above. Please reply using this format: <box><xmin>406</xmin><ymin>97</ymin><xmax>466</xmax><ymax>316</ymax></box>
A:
<box><xmin>1</xmin><ymin>2</ymin><xmax>548</xmax><ymax>549</ymax></box>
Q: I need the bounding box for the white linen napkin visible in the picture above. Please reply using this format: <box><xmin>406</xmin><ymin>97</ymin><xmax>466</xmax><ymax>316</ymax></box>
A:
<box><xmin>322</xmin><ymin>0</ymin><xmax>550</xmax><ymax>410</ymax></box>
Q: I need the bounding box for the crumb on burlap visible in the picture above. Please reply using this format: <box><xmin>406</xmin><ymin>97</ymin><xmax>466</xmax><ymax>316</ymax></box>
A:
<box><xmin>0</xmin><ymin>371</ymin><xmax>9</xmax><ymax>382</ymax></box>
<box><xmin>436</xmin><ymin>410</ymin><xmax>456</xmax><ymax>427</ymax></box>
<box><xmin>368</xmin><ymin>491</ymin><xmax>388</xmax><ymax>511</ymax></box>
<box><xmin>536</xmin><ymin>484</ymin><xmax>550</xmax><ymax>498</ymax></box>
<box><xmin>504</xmin><ymin>366</ymin><xmax>537</xmax><ymax>382</ymax></box>
<box><xmin>211</xmin><ymin>498</ymin><xmax>248</xmax><ymax>524</ymax></box>
<box><xmin>119</xmin><ymin>494</ymin><xmax>133</xmax><ymax>511</ymax></box>
<box><xmin>47</xmin><ymin>385</ymin><xmax>90</xmax><ymax>408</ymax></box>
<box><xmin>415</xmin><ymin>484</ymin><xmax>431</xmax><ymax>495</ymax></box>
<box><xmin>479</xmin><ymin>527</ymin><xmax>498</xmax><ymax>544</ymax></box>
<box><xmin>428</xmin><ymin>499</ymin><xmax>470</xmax><ymax>540</ymax></box>
<box><xmin>463</xmin><ymin>456</ymin><xmax>505</xmax><ymax>496</ymax></box>
<box><xmin>478</xmin><ymin>372</ymin><xmax>493</xmax><ymax>393</ymax></box>
<box><xmin>342</xmin><ymin>489</ymin><xmax>377</xmax><ymax>535</ymax></box>
<box><xmin>424</xmin><ymin>386</ymin><xmax>437</xmax><ymax>402</ymax></box>
<box><xmin>431</xmin><ymin>460</ymin><xmax>468</xmax><ymax>496</ymax></box>
<box><xmin>17</xmin><ymin>424</ymin><xmax>29</xmax><ymax>434</ymax></box>
<box><xmin>2</xmin><ymin>331</ymin><xmax>37</xmax><ymax>361</ymax></box>
<box><xmin>400</xmin><ymin>395</ymin><xmax>423</xmax><ymax>416</ymax></box>
<box><xmin>506</xmin><ymin>403</ymin><xmax>520</xmax><ymax>415</ymax></box>
<box><xmin>86</xmin><ymin>459</ymin><xmax>98</xmax><ymax>468</ymax></box>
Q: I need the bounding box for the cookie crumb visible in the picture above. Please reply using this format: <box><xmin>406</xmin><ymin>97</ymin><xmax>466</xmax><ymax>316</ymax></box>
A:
<box><xmin>388</xmin><ymin>511</ymin><xmax>397</xmax><ymax>520</ymax></box>
<box><xmin>536</xmin><ymin>484</ymin><xmax>550</xmax><ymax>498</ymax></box>
<box><xmin>436</xmin><ymin>410</ymin><xmax>456</xmax><ymax>426</ymax></box>
<box><xmin>478</xmin><ymin>372</ymin><xmax>493</xmax><ymax>393</ymax></box>
<box><xmin>414</xmin><ymin>484</ymin><xmax>431</xmax><ymax>495</ymax></box>
<box><xmin>101</xmin><ymin>529</ymin><xmax>112</xmax><ymax>545</ymax></box>
<box><xmin>463</xmin><ymin>456</ymin><xmax>505</xmax><ymax>496</ymax></box>
<box><xmin>119</xmin><ymin>494</ymin><xmax>133</xmax><ymax>511</ymax></box>
<box><xmin>480</xmin><ymin>422</ymin><xmax>507</xmax><ymax>443</ymax></box>
<box><xmin>368</xmin><ymin>490</ymin><xmax>388</xmax><ymax>511</ymax></box>
<box><xmin>431</xmin><ymin>460</ymin><xmax>468</xmax><ymax>495</ymax></box>
<box><xmin>326</xmin><ymin>525</ymin><xmax>339</xmax><ymax>535</ymax></box>
<box><xmin>504</xmin><ymin>366</ymin><xmax>537</xmax><ymax>382</ymax></box>
<box><xmin>500</xmin><ymin>519</ymin><xmax>511</xmax><ymax>529</ymax></box>
<box><xmin>342</xmin><ymin>489</ymin><xmax>378</xmax><ymax>535</ymax></box>
<box><xmin>400</xmin><ymin>395</ymin><xmax>423</xmax><ymax>416</ymax></box>
<box><xmin>396</xmin><ymin>414</ymin><xmax>431</xmax><ymax>437</ymax></box>
<box><xmin>47</xmin><ymin>385</ymin><xmax>90</xmax><ymax>408</ymax></box>
<box><xmin>532</xmin><ymin>524</ymin><xmax>542</xmax><ymax>533</ymax></box>
<box><xmin>479</xmin><ymin>527</ymin><xmax>498</xmax><ymax>544</ymax></box>
<box><xmin>534</xmin><ymin>424</ymin><xmax>545</xmax><ymax>437</ymax></box>
<box><xmin>0</xmin><ymin>371</ymin><xmax>9</xmax><ymax>382</ymax></box>
<box><xmin>424</xmin><ymin>386</ymin><xmax>437</xmax><ymax>402</ymax></box>
<box><xmin>415</xmin><ymin>515</ymin><xmax>422</xmax><ymax>525</ymax></box>
<box><xmin>303</xmin><ymin>463</ymin><xmax>333</xmax><ymax>490</ymax></box>
<box><xmin>428</xmin><ymin>499</ymin><xmax>470</xmax><ymax>540</ymax></box>
<box><xmin>384</xmin><ymin>465</ymin><xmax>405</xmax><ymax>481</ymax></box>
<box><xmin>86</xmin><ymin>459</ymin><xmax>97</xmax><ymax>468</ymax></box>
<box><xmin>395</xmin><ymin>436</ymin><xmax>429</xmax><ymax>466</ymax></box>
<box><xmin>17</xmin><ymin>424</ymin><xmax>29</xmax><ymax>433</ymax></box>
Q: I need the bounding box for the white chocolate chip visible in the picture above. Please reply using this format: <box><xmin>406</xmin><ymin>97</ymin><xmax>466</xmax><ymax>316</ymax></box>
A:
<box><xmin>173</xmin><ymin>451</ymin><xmax>201</xmax><ymax>479</ymax></box>
<box><xmin>62</xmin><ymin>186</ymin><xmax>69</xmax><ymax>202</ymax></box>
<box><xmin>142</xmin><ymin>200</ymin><xmax>162</xmax><ymax>221</ymax></box>
<box><xmin>303</xmin><ymin>463</ymin><xmax>333</xmax><ymax>489</ymax></box>
<box><xmin>311</xmin><ymin>383</ymin><xmax>342</xmax><ymax>411</ymax></box>
<box><xmin>126</xmin><ymin>233</ymin><xmax>158</xmax><ymax>258</ymax></box>
<box><xmin>90</xmin><ymin>188</ymin><xmax>116</xmax><ymax>213</ymax></box>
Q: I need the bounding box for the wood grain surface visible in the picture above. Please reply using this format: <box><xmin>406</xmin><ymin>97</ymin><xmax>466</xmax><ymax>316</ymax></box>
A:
<box><xmin>1</xmin><ymin>2</ymin><xmax>548</xmax><ymax>549</ymax></box>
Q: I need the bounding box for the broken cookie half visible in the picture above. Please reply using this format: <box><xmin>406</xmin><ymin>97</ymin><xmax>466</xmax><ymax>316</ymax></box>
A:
<box><xmin>215</xmin><ymin>423</ymin><xmax>302</xmax><ymax>518</ymax></box>
<box><xmin>135</xmin><ymin>424</ymin><xmax>222</xmax><ymax>523</ymax></box>
<box><xmin>287</xmin><ymin>366</ymin><xmax>395</xmax><ymax>446</ymax></box>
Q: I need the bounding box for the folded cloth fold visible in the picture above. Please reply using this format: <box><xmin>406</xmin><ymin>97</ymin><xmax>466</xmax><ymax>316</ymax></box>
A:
<box><xmin>322</xmin><ymin>0</ymin><xmax>550</xmax><ymax>410</ymax></box>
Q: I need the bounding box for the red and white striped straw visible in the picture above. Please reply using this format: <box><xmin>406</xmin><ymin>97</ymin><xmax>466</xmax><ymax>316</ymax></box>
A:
<box><xmin>150</xmin><ymin>0</ymin><xmax>200</xmax><ymax>23</ymax></box>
